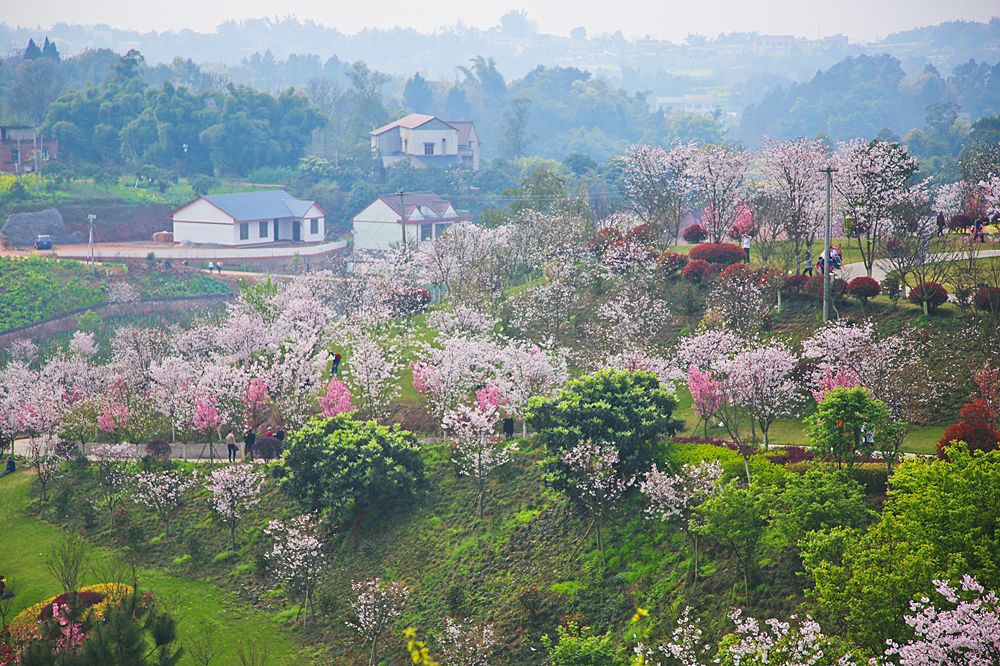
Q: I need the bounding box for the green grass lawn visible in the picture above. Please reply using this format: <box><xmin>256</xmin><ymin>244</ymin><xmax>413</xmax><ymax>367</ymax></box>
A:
<box><xmin>672</xmin><ymin>387</ymin><xmax>941</xmax><ymax>455</ymax></box>
<box><xmin>0</xmin><ymin>473</ymin><xmax>304</xmax><ymax>664</ymax></box>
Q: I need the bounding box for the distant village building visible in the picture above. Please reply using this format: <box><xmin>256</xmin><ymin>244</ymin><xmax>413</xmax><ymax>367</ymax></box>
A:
<box><xmin>0</xmin><ymin>126</ymin><xmax>57</xmax><ymax>174</ymax></box>
<box><xmin>352</xmin><ymin>192</ymin><xmax>469</xmax><ymax>252</ymax></box>
<box><xmin>653</xmin><ymin>94</ymin><xmax>716</xmax><ymax>116</ymax></box>
<box><xmin>170</xmin><ymin>190</ymin><xmax>325</xmax><ymax>246</ymax></box>
<box><xmin>370</xmin><ymin>114</ymin><xmax>480</xmax><ymax>171</ymax></box>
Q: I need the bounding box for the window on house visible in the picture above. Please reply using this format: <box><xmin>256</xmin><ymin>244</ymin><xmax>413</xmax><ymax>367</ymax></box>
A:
<box><xmin>310</xmin><ymin>218</ymin><xmax>319</xmax><ymax>235</ymax></box>
<box><xmin>420</xmin><ymin>223</ymin><xmax>432</xmax><ymax>241</ymax></box>
<box><xmin>239</xmin><ymin>223</ymin><xmax>249</xmax><ymax>240</ymax></box>
<box><xmin>423</xmin><ymin>142</ymin><xmax>435</xmax><ymax>155</ymax></box>
<box><xmin>435</xmin><ymin>223</ymin><xmax>451</xmax><ymax>237</ymax></box>
<box><xmin>442</xmin><ymin>138</ymin><xmax>447</xmax><ymax>152</ymax></box>
<box><xmin>258</xmin><ymin>221</ymin><xmax>268</xmax><ymax>238</ymax></box>
<box><xmin>10</xmin><ymin>148</ymin><xmax>19</xmax><ymax>163</ymax></box>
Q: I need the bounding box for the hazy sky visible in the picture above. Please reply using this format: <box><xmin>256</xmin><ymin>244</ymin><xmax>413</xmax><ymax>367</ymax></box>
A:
<box><xmin>7</xmin><ymin>0</ymin><xmax>998</xmax><ymax>42</ymax></box>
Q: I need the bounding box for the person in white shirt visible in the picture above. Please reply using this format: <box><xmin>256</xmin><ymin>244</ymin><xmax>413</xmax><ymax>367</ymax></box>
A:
<box><xmin>742</xmin><ymin>234</ymin><xmax>752</xmax><ymax>264</ymax></box>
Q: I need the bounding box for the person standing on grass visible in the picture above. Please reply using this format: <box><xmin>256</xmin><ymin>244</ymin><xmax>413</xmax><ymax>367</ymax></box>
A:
<box><xmin>226</xmin><ymin>431</ymin><xmax>238</xmax><ymax>463</ymax></box>
<box><xmin>937</xmin><ymin>212</ymin><xmax>946</xmax><ymax>237</ymax></box>
<box><xmin>742</xmin><ymin>234</ymin><xmax>752</xmax><ymax>264</ymax></box>
<box><xmin>803</xmin><ymin>247</ymin><xmax>813</xmax><ymax>275</ymax></box>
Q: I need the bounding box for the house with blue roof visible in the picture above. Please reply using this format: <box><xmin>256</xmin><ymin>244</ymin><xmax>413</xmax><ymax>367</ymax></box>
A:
<box><xmin>170</xmin><ymin>190</ymin><xmax>325</xmax><ymax>246</ymax></box>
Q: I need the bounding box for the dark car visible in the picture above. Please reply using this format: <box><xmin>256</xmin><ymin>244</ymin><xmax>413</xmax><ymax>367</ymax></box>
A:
<box><xmin>34</xmin><ymin>235</ymin><xmax>53</xmax><ymax>250</ymax></box>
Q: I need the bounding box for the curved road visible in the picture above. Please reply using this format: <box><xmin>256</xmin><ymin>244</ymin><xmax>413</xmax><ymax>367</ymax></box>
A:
<box><xmin>839</xmin><ymin>249</ymin><xmax>1000</xmax><ymax>282</ymax></box>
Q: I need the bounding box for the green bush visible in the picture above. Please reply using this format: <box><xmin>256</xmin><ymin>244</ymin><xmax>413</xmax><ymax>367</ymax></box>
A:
<box><xmin>541</xmin><ymin>622</ymin><xmax>628</xmax><ymax>666</ymax></box>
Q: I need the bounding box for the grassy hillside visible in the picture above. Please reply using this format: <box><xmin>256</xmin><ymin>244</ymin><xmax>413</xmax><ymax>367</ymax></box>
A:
<box><xmin>0</xmin><ymin>257</ymin><xmax>230</xmax><ymax>331</ymax></box>
<box><xmin>0</xmin><ymin>472</ymin><xmax>305</xmax><ymax>665</ymax></box>
<box><xmin>26</xmin><ymin>439</ymin><xmax>887</xmax><ymax>664</ymax></box>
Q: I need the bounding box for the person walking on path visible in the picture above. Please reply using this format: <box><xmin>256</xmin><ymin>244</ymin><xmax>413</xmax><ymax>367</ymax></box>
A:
<box><xmin>244</xmin><ymin>429</ymin><xmax>256</xmax><ymax>462</ymax></box>
<box><xmin>331</xmin><ymin>353</ymin><xmax>342</xmax><ymax>375</ymax></box>
<box><xmin>208</xmin><ymin>261</ymin><xmax>215</xmax><ymax>272</ymax></box>
<box><xmin>802</xmin><ymin>247</ymin><xmax>813</xmax><ymax>275</ymax></box>
<box><xmin>742</xmin><ymin>234</ymin><xmax>752</xmax><ymax>264</ymax></box>
<box><xmin>226</xmin><ymin>431</ymin><xmax>238</xmax><ymax>463</ymax></box>
<box><xmin>216</xmin><ymin>261</ymin><xmax>223</xmax><ymax>274</ymax></box>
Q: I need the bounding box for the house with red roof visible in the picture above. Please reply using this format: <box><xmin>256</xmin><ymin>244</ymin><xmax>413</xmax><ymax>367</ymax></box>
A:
<box><xmin>351</xmin><ymin>192</ymin><xmax>470</xmax><ymax>252</ymax></box>
<box><xmin>370</xmin><ymin>113</ymin><xmax>480</xmax><ymax>171</ymax></box>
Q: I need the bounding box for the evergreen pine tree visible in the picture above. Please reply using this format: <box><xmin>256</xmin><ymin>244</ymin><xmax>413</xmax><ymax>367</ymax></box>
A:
<box><xmin>41</xmin><ymin>37</ymin><xmax>60</xmax><ymax>61</ymax></box>
<box><xmin>23</xmin><ymin>38</ymin><xmax>42</xmax><ymax>60</ymax></box>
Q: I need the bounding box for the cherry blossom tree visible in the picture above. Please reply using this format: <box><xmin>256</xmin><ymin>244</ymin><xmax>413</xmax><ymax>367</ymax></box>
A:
<box><xmin>607</xmin><ymin>349</ymin><xmax>678</xmax><ymax>391</ymax></box>
<box><xmin>241</xmin><ymin>378</ymin><xmax>272</xmax><ymax>432</ymax></box>
<box><xmin>110</xmin><ymin>326</ymin><xmax>168</xmax><ymax>390</ymax></box>
<box><xmin>688</xmin><ymin>365</ymin><xmax>723</xmax><ymax>438</ymax></box>
<box><xmin>149</xmin><ymin>356</ymin><xmax>198</xmax><ymax>442</ymax></box>
<box><xmin>835</xmin><ymin>138</ymin><xmax>918</xmax><ymax>276</ymax></box>
<box><xmin>443</xmin><ymin>402</ymin><xmax>514</xmax><ymax>517</ymax></box>
<box><xmin>716</xmin><ymin>343</ymin><xmax>802</xmax><ymax>450</ymax></box>
<box><xmin>439</xmin><ymin>617</ymin><xmax>498</xmax><ymax>666</ymax></box>
<box><xmin>264</xmin><ymin>514</ymin><xmax>326</xmax><ymax>623</ymax></box>
<box><xmin>593</xmin><ymin>286</ymin><xmax>672</xmax><ymax>352</ymax></box>
<box><xmin>27</xmin><ymin>437</ymin><xmax>64</xmax><ymax>507</ymax></box>
<box><xmin>641</xmin><ymin>460</ymin><xmax>723</xmax><ymax>579</ymax></box>
<box><xmin>207</xmin><ymin>464</ymin><xmax>266</xmax><ymax>549</ymax></box>
<box><xmin>811</xmin><ymin>367</ymin><xmax>860</xmax><ymax>403</ymax></box>
<box><xmin>757</xmin><ymin>138</ymin><xmax>828</xmax><ymax>272</ymax></box>
<box><xmin>411</xmin><ymin>335</ymin><xmax>500</xmax><ymax>424</ymax></box>
<box><xmin>192</xmin><ymin>394</ymin><xmax>223</xmax><ymax>461</ymax></box>
<box><xmin>672</xmin><ymin>330</ymin><xmax>744</xmax><ymax>374</ymax></box>
<box><xmin>319</xmin><ymin>378</ymin><xmax>355</xmax><ymax>417</ymax></box>
<box><xmin>131</xmin><ymin>470</ymin><xmax>197</xmax><ymax>535</ymax></box>
<box><xmin>561</xmin><ymin>442</ymin><xmax>634</xmax><ymax>560</ymax></box>
<box><xmin>494</xmin><ymin>341</ymin><xmax>569</xmax><ymax>435</ymax></box>
<box><xmin>623</xmin><ymin>143</ymin><xmax>698</xmax><ymax>243</ymax></box>
<box><xmin>91</xmin><ymin>443</ymin><xmax>138</xmax><ymax>523</ymax></box>
<box><xmin>68</xmin><ymin>331</ymin><xmax>98</xmax><ymax>358</ymax></box>
<box><xmin>885</xmin><ymin>575</ymin><xmax>1000</xmax><ymax>666</ymax></box>
<box><xmin>687</xmin><ymin>145</ymin><xmax>751</xmax><ymax>243</ymax></box>
<box><xmin>346</xmin><ymin>578</ymin><xmax>408</xmax><ymax>666</ymax></box>
<box><xmin>723</xmin><ymin>609</ymin><xmax>855</xmax><ymax>666</ymax></box>
<box><xmin>343</xmin><ymin>333</ymin><xmax>402</xmax><ymax>422</ymax></box>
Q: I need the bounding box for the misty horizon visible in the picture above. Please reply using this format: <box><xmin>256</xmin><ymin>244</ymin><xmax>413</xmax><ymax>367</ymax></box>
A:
<box><xmin>4</xmin><ymin>0</ymin><xmax>999</xmax><ymax>44</ymax></box>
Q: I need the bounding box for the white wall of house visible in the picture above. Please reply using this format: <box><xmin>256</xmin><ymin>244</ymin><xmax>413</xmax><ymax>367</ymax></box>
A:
<box><xmin>173</xmin><ymin>220</ymin><xmax>236</xmax><ymax>245</ymax></box>
<box><xmin>401</xmin><ymin>128</ymin><xmax>458</xmax><ymax>156</ymax></box>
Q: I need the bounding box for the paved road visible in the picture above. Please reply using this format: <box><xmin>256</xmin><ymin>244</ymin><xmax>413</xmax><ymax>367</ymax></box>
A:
<box><xmin>839</xmin><ymin>249</ymin><xmax>1000</xmax><ymax>282</ymax></box>
<box><xmin>3</xmin><ymin>240</ymin><xmax>348</xmax><ymax>262</ymax></box>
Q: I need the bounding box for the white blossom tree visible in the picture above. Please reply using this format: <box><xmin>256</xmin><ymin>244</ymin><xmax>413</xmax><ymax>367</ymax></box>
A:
<box><xmin>207</xmin><ymin>464</ymin><xmax>266</xmax><ymax>549</ymax></box>
<box><xmin>131</xmin><ymin>469</ymin><xmax>197</xmax><ymax>535</ymax></box>
<box><xmin>264</xmin><ymin>514</ymin><xmax>327</xmax><ymax>623</ymax></box>
<box><xmin>346</xmin><ymin>578</ymin><xmax>409</xmax><ymax>666</ymax></box>
<box><xmin>443</xmin><ymin>402</ymin><xmax>514</xmax><ymax>517</ymax></box>
<box><xmin>439</xmin><ymin>617</ymin><xmax>498</xmax><ymax>666</ymax></box>
<box><xmin>688</xmin><ymin>144</ymin><xmax>751</xmax><ymax>242</ymax></box>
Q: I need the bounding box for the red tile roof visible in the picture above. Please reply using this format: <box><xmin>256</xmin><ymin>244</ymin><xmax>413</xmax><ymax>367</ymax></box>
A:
<box><xmin>370</xmin><ymin>113</ymin><xmax>438</xmax><ymax>135</ymax></box>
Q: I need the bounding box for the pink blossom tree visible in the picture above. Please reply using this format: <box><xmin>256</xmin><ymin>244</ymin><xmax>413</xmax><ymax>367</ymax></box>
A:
<box><xmin>886</xmin><ymin>575</ymin><xmax>1000</xmax><ymax>666</ymax></box>
<box><xmin>716</xmin><ymin>343</ymin><xmax>802</xmax><ymax>450</ymax></box>
<box><xmin>561</xmin><ymin>442</ymin><xmax>634</xmax><ymax>561</ymax></box>
<box><xmin>241</xmin><ymin>378</ymin><xmax>271</xmax><ymax>432</ymax></box>
<box><xmin>443</xmin><ymin>402</ymin><xmax>513</xmax><ymax>517</ymax></box>
<box><xmin>622</xmin><ymin>143</ymin><xmax>698</xmax><ymax>244</ymax></box>
<box><xmin>687</xmin><ymin>144</ymin><xmax>751</xmax><ymax>242</ymax></box>
<box><xmin>131</xmin><ymin>470</ymin><xmax>197</xmax><ymax>535</ymax></box>
<box><xmin>207</xmin><ymin>464</ymin><xmax>266</xmax><ymax>549</ymax></box>
<box><xmin>688</xmin><ymin>365</ymin><xmax>723</xmax><ymax>438</ymax></box>
<box><xmin>319</xmin><ymin>378</ymin><xmax>355</xmax><ymax>417</ymax></box>
<box><xmin>641</xmin><ymin>460</ymin><xmax>723</xmax><ymax>579</ymax></box>
<box><xmin>346</xmin><ymin>578</ymin><xmax>409</xmax><ymax>666</ymax></box>
<box><xmin>192</xmin><ymin>393</ymin><xmax>223</xmax><ymax>461</ymax></box>
<box><xmin>264</xmin><ymin>514</ymin><xmax>326</xmax><ymax>623</ymax></box>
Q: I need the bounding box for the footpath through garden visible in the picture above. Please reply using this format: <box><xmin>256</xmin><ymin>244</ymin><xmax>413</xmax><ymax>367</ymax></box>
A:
<box><xmin>0</xmin><ymin>471</ymin><xmax>303</xmax><ymax>664</ymax></box>
<box><xmin>839</xmin><ymin>249</ymin><xmax>1000</xmax><ymax>282</ymax></box>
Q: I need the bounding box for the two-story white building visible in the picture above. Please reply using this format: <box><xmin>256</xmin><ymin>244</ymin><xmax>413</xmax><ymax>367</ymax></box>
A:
<box><xmin>370</xmin><ymin>114</ymin><xmax>480</xmax><ymax>171</ymax></box>
<box><xmin>170</xmin><ymin>190</ymin><xmax>325</xmax><ymax>246</ymax></box>
<box><xmin>352</xmin><ymin>192</ymin><xmax>469</xmax><ymax>252</ymax></box>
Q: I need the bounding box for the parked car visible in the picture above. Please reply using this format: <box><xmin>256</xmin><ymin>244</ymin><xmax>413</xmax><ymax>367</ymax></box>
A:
<box><xmin>34</xmin><ymin>235</ymin><xmax>54</xmax><ymax>250</ymax></box>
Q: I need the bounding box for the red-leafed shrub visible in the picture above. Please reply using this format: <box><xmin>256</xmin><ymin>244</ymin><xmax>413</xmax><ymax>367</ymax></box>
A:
<box><xmin>847</xmin><ymin>276</ymin><xmax>881</xmax><ymax>303</ymax></box>
<box><xmin>590</xmin><ymin>227</ymin><xmax>624</xmax><ymax>256</ymax></box>
<box><xmin>781</xmin><ymin>274</ymin><xmax>810</xmax><ymax>299</ymax></box>
<box><xmin>908</xmin><ymin>281</ymin><xmax>948</xmax><ymax>311</ymax></box>
<box><xmin>682</xmin><ymin>259</ymin><xmax>715</xmax><ymax>284</ymax></box>
<box><xmin>806</xmin><ymin>275</ymin><xmax>847</xmax><ymax>304</ymax></box>
<box><xmin>626</xmin><ymin>223</ymin><xmax>656</xmax><ymax>244</ymax></box>
<box><xmin>937</xmin><ymin>399</ymin><xmax>1000</xmax><ymax>458</ymax></box>
<box><xmin>688</xmin><ymin>242</ymin><xmax>745</xmax><ymax>265</ymax></box>
<box><xmin>682</xmin><ymin>223</ymin><xmax>707</xmax><ymax>244</ymax></box>
<box><xmin>948</xmin><ymin>213</ymin><xmax>973</xmax><ymax>232</ymax></box>
<box><xmin>974</xmin><ymin>286</ymin><xmax>1000</xmax><ymax>313</ymax></box>
<box><xmin>719</xmin><ymin>262</ymin><xmax>752</xmax><ymax>282</ymax></box>
<box><xmin>657</xmin><ymin>251</ymin><xmax>688</xmax><ymax>275</ymax></box>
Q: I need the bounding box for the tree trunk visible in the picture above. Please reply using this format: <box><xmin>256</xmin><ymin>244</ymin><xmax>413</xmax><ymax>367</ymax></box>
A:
<box><xmin>761</xmin><ymin>424</ymin><xmax>769</xmax><ymax>451</ymax></box>
<box><xmin>369</xmin><ymin>637</ymin><xmax>378</xmax><ymax>666</ymax></box>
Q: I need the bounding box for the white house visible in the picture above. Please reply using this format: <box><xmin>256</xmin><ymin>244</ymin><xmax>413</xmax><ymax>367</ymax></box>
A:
<box><xmin>170</xmin><ymin>190</ymin><xmax>325</xmax><ymax>246</ymax></box>
<box><xmin>352</xmin><ymin>192</ymin><xmax>469</xmax><ymax>252</ymax></box>
<box><xmin>370</xmin><ymin>114</ymin><xmax>480</xmax><ymax>171</ymax></box>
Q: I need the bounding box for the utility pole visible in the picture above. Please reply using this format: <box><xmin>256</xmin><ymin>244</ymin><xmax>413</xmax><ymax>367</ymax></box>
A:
<box><xmin>398</xmin><ymin>190</ymin><xmax>407</xmax><ymax>253</ymax></box>
<box><xmin>820</xmin><ymin>166</ymin><xmax>838</xmax><ymax>322</ymax></box>
<box><xmin>87</xmin><ymin>214</ymin><xmax>96</xmax><ymax>276</ymax></box>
